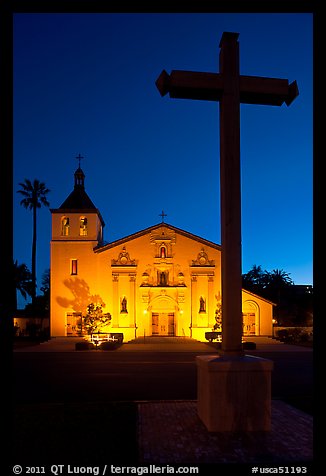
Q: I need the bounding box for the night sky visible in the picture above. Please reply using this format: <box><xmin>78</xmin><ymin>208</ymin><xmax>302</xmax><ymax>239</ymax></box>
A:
<box><xmin>13</xmin><ymin>12</ymin><xmax>313</xmax><ymax>308</ymax></box>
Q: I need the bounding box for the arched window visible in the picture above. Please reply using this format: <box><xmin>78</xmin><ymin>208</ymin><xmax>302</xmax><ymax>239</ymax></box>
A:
<box><xmin>61</xmin><ymin>216</ymin><xmax>70</xmax><ymax>236</ymax></box>
<box><xmin>160</xmin><ymin>245</ymin><xmax>167</xmax><ymax>258</ymax></box>
<box><xmin>79</xmin><ymin>217</ymin><xmax>88</xmax><ymax>236</ymax></box>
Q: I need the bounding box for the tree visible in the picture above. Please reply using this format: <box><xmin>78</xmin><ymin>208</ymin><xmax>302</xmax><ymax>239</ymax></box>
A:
<box><xmin>242</xmin><ymin>264</ymin><xmax>268</xmax><ymax>294</ymax></box>
<box><xmin>17</xmin><ymin>179</ymin><xmax>50</xmax><ymax>304</ymax></box>
<box><xmin>13</xmin><ymin>260</ymin><xmax>33</xmax><ymax>310</ymax></box>
<box><xmin>39</xmin><ymin>268</ymin><xmax>50</xmax><ymax>311</ymax></box>
<box><xmin>264</xmin><ymin>268</ymin><xmax>294</xmax><ymax>303</ymax></box>
<box><xmin>24</xmin><ymin>268</ymin><xmax>50</xmax><ymax>315</ymax></box>
<box><xmin>213</xmin><ymin>301</ymin><xmax>222</xmax><ymax>332</ymax></box>
<box><xmin>83</xmin><ymin>302</ymin><xmax>112</xmax><ymax>335</ymax></box>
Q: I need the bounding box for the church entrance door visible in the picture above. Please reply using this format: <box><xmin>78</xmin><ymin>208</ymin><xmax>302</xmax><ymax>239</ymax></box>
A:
<box><xmin>66</xmin><ymin>312</ymin><xmax>83</xmax><ymax>336</ymax></box>
<box><xmin>152</xmin><ymin>313</ymin><xmax>175</xmax><ymax>336</ymax></box>
<box><xmin>242</xmin><ymin>312</ymin><xmax>256</xmax><ymax>336</ymax></box>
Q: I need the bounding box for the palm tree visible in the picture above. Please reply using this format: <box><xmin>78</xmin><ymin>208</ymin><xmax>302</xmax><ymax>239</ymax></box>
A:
<box><xmin>242</xmin><ymin>264</ymin><xmax>268</xmax><ymax>294</ymax></box>
<box><xmin>265</xmin><ymin>268</ymin><xmax>294</xmax><ymax>325</ymax></box>
<box><xmin>13</xmin><ymin>260</ymin><xmax>33</xmax><ymax>309</ymax></box>
<box><xmin>17</xmin><ymin>179</ymin><xmax>50</xmax><ymax>304</ymax></box>
<box><xmin>265</xmin><ymin>268</ymin><xmax>294</xmax><ymax>302</ymax></box>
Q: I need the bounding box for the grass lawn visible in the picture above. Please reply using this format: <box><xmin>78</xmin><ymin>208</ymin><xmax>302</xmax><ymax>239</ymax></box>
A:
<box><xmin>13</xmin><ymin>401</ymin><xmax>139</xmax><ymax>464</ymax></box>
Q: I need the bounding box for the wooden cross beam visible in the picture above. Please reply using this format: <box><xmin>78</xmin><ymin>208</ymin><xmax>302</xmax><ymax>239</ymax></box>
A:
<box><xmin>156</xmin><ymin>32</ymin><xmax>298</xmax><ymax>356</ymax></box>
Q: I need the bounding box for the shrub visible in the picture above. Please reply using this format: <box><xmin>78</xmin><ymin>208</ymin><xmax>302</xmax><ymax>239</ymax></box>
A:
<box><xmin>75</xmin><ymin>341</ymin><xmax>91</xmax><ymax>351</ymax></box>
<box><xmin>243</xmin><ymin>341</ymin><xmax>256</xmax><ymax>350</ymax></box>
<box><xmin>100</xmin><ymin>341</ymin><xmax>120</xmax><ymax>350</ymax></box>
<box><xmin>205</xmin><ymin>331</ymin><xmax>221</xmax><ymax>342</ymax></box>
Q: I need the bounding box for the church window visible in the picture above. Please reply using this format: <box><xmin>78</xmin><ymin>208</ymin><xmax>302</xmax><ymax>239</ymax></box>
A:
<box><xmin>79</xmin><ymin>217</ymin><xmax>88</xmax><ymax>236</ymax></box>
<box><xmin>71</xmin><ymin>259</ymin><xmax>78</xmax><ymax>275</ymax></box>
<box><xmin>61</xmin><ymin>216</ymin><xmax>70</xmax><ymax>236</ymax></box>
<box><xmin>160</xmin><ymin>245</ymin><xmax>167</xmax><ymax>259</ymax></box>
<box><xmin>199</xmin><ymin>296</ymin><xmax>206</xmax><ymax>313</ymax></box>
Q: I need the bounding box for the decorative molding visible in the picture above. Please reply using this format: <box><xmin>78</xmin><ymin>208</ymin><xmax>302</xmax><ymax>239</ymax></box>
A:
<box><xmin>112</xmin><ymin>246</ymin><xmax>136</xmax><ymax>266</ymax></box>
<box><xmin>191</xmin><ymin>248</ymin><xmax>215</xmax><ymax>266</ymax></box>
<box><xmin>177</xmin><ymin>291</ymin><xmax>185</xmax><ymax>303</ymax></box>
<box><xmin>150</xmin><ymin>227</ymin><xmax>176</xmax><ymax>244</ymax></box>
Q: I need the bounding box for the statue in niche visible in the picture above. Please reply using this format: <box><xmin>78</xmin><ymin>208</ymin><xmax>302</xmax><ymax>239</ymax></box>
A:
<box><xmin>159</xmin><ymin>271</ymin><xmax>168</xmax><ymax>286</ymax></box>
<box><xmin>199</xmin><ymin>296</ymin><xmax>206</xmax><ymax>313</ymax></box>
<box><xmin>121</xmin><ymin>296</ymin><xmax>128</xmax><ymax>313</ymax></box>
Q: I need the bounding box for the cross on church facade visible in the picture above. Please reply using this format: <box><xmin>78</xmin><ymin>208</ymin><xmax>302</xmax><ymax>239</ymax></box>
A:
<box><xmin>156</xmin><ymin>32</ymin><xmax>298</xmax><ymax>356</ymax></box>
<box><xmin>159</xmin><ymin>210</ymin><xmax>167</xmax><ymax>223</ymax></box>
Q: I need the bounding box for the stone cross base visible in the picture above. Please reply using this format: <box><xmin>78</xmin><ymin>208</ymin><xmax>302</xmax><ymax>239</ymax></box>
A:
<box><xmin>196</xmin><ymin>354</ymin><xmax>274</xmax><ymax>432</ymax></box>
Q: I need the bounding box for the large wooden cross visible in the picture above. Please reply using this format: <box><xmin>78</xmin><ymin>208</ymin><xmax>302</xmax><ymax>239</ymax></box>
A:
<box><xmin>156</xmin><ymin>32</ymin><xmax>298</xmax><ymax>355</ymax></box>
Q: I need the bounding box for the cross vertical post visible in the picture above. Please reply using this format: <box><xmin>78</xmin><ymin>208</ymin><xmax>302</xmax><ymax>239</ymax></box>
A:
<box><xmin>156</xmin><ymin>31</ymin><xmax>298</xmax><ymax>432</ymax></box>
<box><xmin>155</xmin><ymin>31</ymin><xmax>298</xmax><ymax>357</ymax></box>
<box><xmin>218</xmin><ymin>32</ymin><xmax>243</xmax><ymax>355</ymax></box>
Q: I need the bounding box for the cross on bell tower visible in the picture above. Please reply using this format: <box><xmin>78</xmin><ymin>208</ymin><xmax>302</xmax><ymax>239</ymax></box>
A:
<box><xmin>74</xmin><ymin>154</ymin><xmax>85</xmax><ymax>189</ymax></box>
<box><xmin>75</xmin><ymin>153</ymin><xmax>84</xmax><ymax>168</ymax></box>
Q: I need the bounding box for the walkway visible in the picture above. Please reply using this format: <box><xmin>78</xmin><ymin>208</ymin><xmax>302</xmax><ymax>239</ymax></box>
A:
<box><xmin>138</xmin><ymin>399</ymin><xmax>313</xmax><ymax>464</ymax></box>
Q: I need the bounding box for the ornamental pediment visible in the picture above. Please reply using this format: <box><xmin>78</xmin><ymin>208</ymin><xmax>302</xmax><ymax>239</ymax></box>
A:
<box><xmin>191</xmin><ymin>248</ymin><xmax>215</xmax><ymax>266</ymax></box>
<box><xmin>150</xmin><ymin>227</ymin><xmax>176</xmax><ymax>244</ymax></box>
<box><xmin>111</xmin><ymin>246</ymin><xmax>136</xmax><ymax>266</ymax></box>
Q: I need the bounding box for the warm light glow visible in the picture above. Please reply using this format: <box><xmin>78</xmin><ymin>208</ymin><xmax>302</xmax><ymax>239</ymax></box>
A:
<box><xmin>85</xmin><ymin>333</ymin><xmax>118</xmax><ymax>345</ymax></box>
<box><xmin>50</xmin><ymin>217</ymin><xmax>274</xmax><ymax>340</ymax></box>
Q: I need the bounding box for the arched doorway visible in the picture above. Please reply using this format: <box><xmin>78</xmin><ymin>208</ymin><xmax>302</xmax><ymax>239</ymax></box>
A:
<box><xmin>242</xmin><ymin>301</ymin><xmax>259</xmax><ymax>336</ymax></box>
<box><xmin>150</xmin><ymin>295</ymin><xmax>177</xmax><ymax>336</ymax></box>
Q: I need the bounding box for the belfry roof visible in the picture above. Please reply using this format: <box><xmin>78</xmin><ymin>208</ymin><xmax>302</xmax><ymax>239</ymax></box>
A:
<box><xmin>50</xmin><ymin>166</ymin><xmax>105</xmax><ymax>226</ymax></box>
<box><xmin>57</xmin><ymin>187</ymin><xmax>98</xmax><ymax>210</ymax></box>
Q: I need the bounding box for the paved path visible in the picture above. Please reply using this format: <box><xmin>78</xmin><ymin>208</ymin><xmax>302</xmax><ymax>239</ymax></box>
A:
<box><xmin>138</xmin><ymin>399</ymin><xmax>313</xmax><ymax>464</ymax></box>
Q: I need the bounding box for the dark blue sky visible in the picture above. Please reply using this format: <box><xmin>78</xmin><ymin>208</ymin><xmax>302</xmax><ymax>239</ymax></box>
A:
<box><xmin>13</xmin><ymin>13</ymin><xmax>313</xmax><ymax>307</ymax></box>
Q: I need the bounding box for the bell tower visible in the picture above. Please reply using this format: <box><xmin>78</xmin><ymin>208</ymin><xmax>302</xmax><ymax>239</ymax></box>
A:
<box><xmin>50</xmin><ymin>156</ymin><xmax>105</xmax><ymax>335</ymax></box>
<box><xmin>50</xmin><ymin>156</ymin><xmax>105</xmax><ymax>243</ymax></box>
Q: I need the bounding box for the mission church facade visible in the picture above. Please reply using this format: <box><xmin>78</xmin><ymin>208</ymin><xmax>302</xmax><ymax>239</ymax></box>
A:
<box><xmin>50</xmin><ymin>166</ymin><xmax>274</xmax><ymax>341</ymax></box>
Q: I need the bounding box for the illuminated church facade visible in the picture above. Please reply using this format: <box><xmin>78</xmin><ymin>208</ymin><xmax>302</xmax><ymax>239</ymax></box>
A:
<box><xmin>50</xmin><ymin>167</ymin><xmax>274</xmax><ymax>341</ymax></box>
